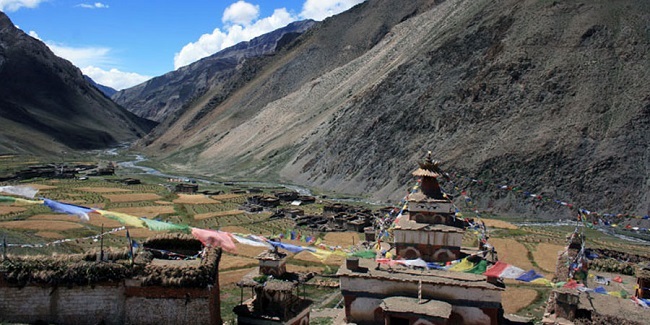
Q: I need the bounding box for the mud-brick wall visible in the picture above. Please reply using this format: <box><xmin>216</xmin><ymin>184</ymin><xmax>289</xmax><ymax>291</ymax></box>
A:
<box><xmin>0</xmin><ymin>284</ymin><xmax>124</xmax><ymax>325</ymax></box>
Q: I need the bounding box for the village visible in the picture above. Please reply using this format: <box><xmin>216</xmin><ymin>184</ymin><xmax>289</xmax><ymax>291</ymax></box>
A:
<box><xmin>1</xmin><ymin>153</ymin><xmax>649</xmax><ymax>325</ymax></box>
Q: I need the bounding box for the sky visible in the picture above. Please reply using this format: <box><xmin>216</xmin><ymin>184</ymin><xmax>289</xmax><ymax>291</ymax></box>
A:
<box><xmin>1</xmin><ymin>0</ymin><xmax>365</xmax><ymax>90</ymax></box>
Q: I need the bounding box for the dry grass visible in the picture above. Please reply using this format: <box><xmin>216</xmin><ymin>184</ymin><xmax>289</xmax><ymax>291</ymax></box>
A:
<box><xmin>23</xmin><ymin>183</ymin><xmax>58</xmax><ymax>190</ymax></box>
<box><xmin>210</xmin><ymin>193</ymin><xmax>245</xmax><ymax>200</ymax></box>
<box><xmin>104</xmin><ymin>193</ymin><xmax>162</xmax><ymax>202</ymax></box>
<box><xmin>489</xmin><ymin>238</ymin><xmax>535</xmax><ymax>272</ymax></box>
<box><xmin>220</xmin><ymin>267</ymin><xmax>257</xmax><ymax>285</ymax></box>
<box><xmin>220</xmin><ymin>255</ymin><xmax>258</xmax><ymax>269</ymax></box>
<box><xmin>286</xmin><ymin>264</ymin><xmax>325</xmax><ymax>273</ymax></box>
<box><xmin>111</xmin><ymin>206</ymin><xmax>176</xmax><ymax>218</ymax></box>
<box><xmin>194</xmin><ymin>210</ymin><xmax>244</xmax><ymax>220</ymax></box>
<box><xmin>172</xmin><ymin>194</ymin><xmax>220</xmax><ymax>204</ymax></box>
<box><xmin>111</xmin><ymin>228</ymin><xmax>158</xmax><ymax>238</ymax></box>
<box><xmin>482</xmin><ymin>218</ymin><xmax>518</xmax><ymax>229</ymax></box>
<box><xmin>221</xmin><ymin>226</ymin><xmax>253</xmax><ymax>234</ymax></box>
<box><xmin>76</xmin><ymin>187</ymin><xmax>132</xmax><ymax>193</ymax></box>
<box><xmin>30</xmin><ymin>213</ymin><xmax>124</xmax><ymax>228</ymax></box>
<box><xmin>0</xmin><ymin>220</ymin><xmax>83</xmax><ymax>231</ymax></box>
<box><xmin>35</xmin><ymin>231</ymin><xmax>64</xmax><ymax>239</ymax></box>
<box><xmin>155</xmin><ymin>200</ymin><xmax>174</xmax><ymax>205</ymax></box>
<box><xmin>533</xmin><ymin>243</ymin><xmax>566</xmax><ymax>273</ymax></box>
<box><xmin>0</xmin><ymin>206</ymin><xmax>27</xmax><ymax>214</ymax></box>
<box><xmin>292</xmin><ymin>250</ymin><xmax>345</xmax><ymax>265</ymax></box>
<box><xmin>323</xmin><ymin>232</ymin><xmax>361</xmax><ymax>246</ymax></box>
<box><xmin>502</xmin><ymin>287</ymin><xmax>538</xmax><ymax>314</ymax></box>
<box><xmin>232</xmin><ymin>244</ymin><xmax>268</xmax><ymax>258</ymax></box>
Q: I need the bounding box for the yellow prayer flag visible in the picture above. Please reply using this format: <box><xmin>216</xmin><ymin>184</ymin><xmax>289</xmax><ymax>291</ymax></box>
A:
<box><xmin>448</xmin><ymin>258</ymin><xmax>475</xmax><ymax>272</ymax></box>
<box><xmin>95</xmin><ymin>209</ymin><xmax>146</xmax><ymax>228</ymax></box>
<box><xmin>309</xmin><ymin>249</ymin><xmax>332</xmax><ymax>262</ymax></box>
<box><xmin>530</xmin><ymin>278</ymin><xmax>552</xmax><ymax>286</ymax></box>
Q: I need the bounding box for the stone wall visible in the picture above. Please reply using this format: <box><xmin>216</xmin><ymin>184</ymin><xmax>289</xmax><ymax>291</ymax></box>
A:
<box><xmin>0</xmin><ymin>279</ymin><xmax>218</xmax><ymax>325</ymax></box>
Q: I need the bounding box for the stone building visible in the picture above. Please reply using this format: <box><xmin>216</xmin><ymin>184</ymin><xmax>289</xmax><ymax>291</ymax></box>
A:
<box><xmin>234</xmin><ymin>247</ymin><xmax>312</xmax><ymax>324</ymax></box>
<box><xmin>338</xmin><ymin>153</ymin><xmax>512</xmax><ymax>325</ymax></box>
<box><xmin>0</xmin><ymin>236</ymin><xmax>222</xmax><ymax>325</ymax></box>
<box><xmin>393</xmin><ymin>155</ymin><xmax>466</xmax><ymax>262</ymax></box>
<box><xmin>175</xmin><ymin>183</ymin><xmax>199</xmax><ymax>193</ymax></box>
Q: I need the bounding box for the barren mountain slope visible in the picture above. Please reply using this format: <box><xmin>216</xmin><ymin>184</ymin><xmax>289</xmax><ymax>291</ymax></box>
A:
<box><xmin>143</xmin><ymin>0</ymin><xmax>649</xmax><ymax>217</ymax></box>
<box><xmin>112</xmin><ymin>20</ymin><xmax>315</xmax><ymax>122</ymax></box>
<box><xmin>0</xmin><ymin>12</ymin><xmax>155</xmax><ymax>155</ymax></box>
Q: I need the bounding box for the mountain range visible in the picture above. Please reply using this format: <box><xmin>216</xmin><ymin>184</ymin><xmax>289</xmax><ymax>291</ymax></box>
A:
<box><xmin>0</xmin><ymin>12</ymin><xmax>155</xmax><ymax>156</ymax></box>
<box><xmin>2</xmin><ymin>0</ymin><xmax>649</xmax><ymax>218</ymax></box>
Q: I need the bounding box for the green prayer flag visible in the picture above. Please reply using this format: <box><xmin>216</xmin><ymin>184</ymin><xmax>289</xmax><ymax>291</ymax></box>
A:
<box><xmin>140</xmin><ymin>218</ymin><xmax>190</xmax><ymax>231</ymax></box>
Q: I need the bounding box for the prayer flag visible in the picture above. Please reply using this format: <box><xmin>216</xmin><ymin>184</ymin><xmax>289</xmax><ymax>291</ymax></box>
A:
<box><xmin>516</xmin><ymin>270</ymin><xmax>544</xmax><ymax>282</ymax></box>
<box><xmin>43</xmin><ymin>198</ymin><xmax>93</xmax><ymax>221</ymax></box>
<box><xmin>0</xmin><ymin>185</ymin><xmax>38</xmax><ymax>198</ymax></box>
<box><xmin>94</xmin><ymin>209</ymin><xmax>145</xmax><ymax>228</ymax></box>
<box><xmin>190</xmin><ymin>228</ymin><xmax>237</xmax><ymax>253</ymax></box>
<box><xmin>465</xmin><ymin>260</ymin><xmax>488</xmax><ymax>274</ymax></box>
<box><xmin>483</xmin><ymin>261</ymin><xmax>526</xmax><ymax>279</ymax></box>
<box><xmin>140</xmin><ymin>218</ymin><xmax>190</xmax><ymax>231</ymax></box>
<box><xmin>448</xmin><ymin>257</ymin><xmax>475</xmax><ymax>272</ymax></box>
<box><xmin>231</xmin><ymin>234</ymin><xmax>271</xmax><ymax>248</ymax></box>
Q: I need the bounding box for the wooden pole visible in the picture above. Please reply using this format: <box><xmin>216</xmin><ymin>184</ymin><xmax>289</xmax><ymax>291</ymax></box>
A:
<box><xmin>2</xmin><ymin>236</ymin><xmax>7</xmax><ymax>261</ymax></box>
<box><xmin>100</xmin><ymin>223</ymin><xmax>104</xmax><ymax>262</ymax></box>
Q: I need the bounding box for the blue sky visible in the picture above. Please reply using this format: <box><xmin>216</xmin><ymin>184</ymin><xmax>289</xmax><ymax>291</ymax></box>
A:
<box><xmin>1</xmin><ymin>0</ymin><xmax>364</xmax><ymax>90</ymax></box>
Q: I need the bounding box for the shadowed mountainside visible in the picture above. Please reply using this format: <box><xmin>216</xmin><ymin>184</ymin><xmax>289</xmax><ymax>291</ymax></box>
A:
<box><xmin>0</xmin><ymin>12</ymin><xmax>155</xmax><ymax>155</ymax></box>
<box><xmin>130</xmin><ymin>0</ymin><xmax>650</xmax><ymax>217</ymax></box>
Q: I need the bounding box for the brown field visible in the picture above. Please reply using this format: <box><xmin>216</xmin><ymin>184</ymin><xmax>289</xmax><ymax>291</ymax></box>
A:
<box><xmin>172</xmin><ymin>194</ymin><xmax>220</xmax><ymax>204</ymax></box>
<box><xmin>194</xmin><ymin>210</ymin><xmax>244</xmax><ymax>220</ymax></box>
<box><xmin>104</xmin><ymin>193</ymin><xmax>162</xmax><ymax>202</ymax></box>
<box><xmin>293</xmin><ymin>250</ymin><xmax>344</xmax><ymax>265</ymax></box>
<box><xmin>111</xmin><ymin>206</ymin><xmax>176</xmax><ymax>218</ymax></box>
<box><xmin>482</xmin><ymin>218</ymin><xmax>518</xmax><ymax>229</ymax></box>
<box><xmin>23</xmin><ymin>184</ymin><xmax>58</xmax><ymax>190</ymax></box>
<box><xmin>30</xmin><ymin>213</ymin><xmax>124</xmax><ymax>228</ymax></box>
<box><xmin>35</xmin><ymin>231</ymin><xmax>64</xmax><ymax>239</ymax></box>
<box><xmin>220</xmin><ymin>267</ymin><xmax>257</xmax><ymax>285</ymax></box>
<box><xmin>155</xmin><ymin>200</ymin><xmax>174</xmax><ymax>205</ymax></box>
<box><xmin>533</xmin><ymin>243</ymin><xmax>566</xmax><ymax>273</ymax></box>
<box><xmin>111</xmin><ymin>227</ymin><xmax>158</xmax><ymax>238</ymax></box>
<box><xmin>221</xmin><ymin>226</ymin><xmax>253</xmax><ymax>234</ymax></box>
<box><xmin>489</xmin><ymin>238</ymin><xmax>535</xmax><ymax>272</ymax></box>
<box><xmin>0</xmin><ymin>220</ymin><xmax>83</xmax><ymax>231</ymax></box>
<box><xmin>76</xmin><ymin>187</ymin><xmax>132</xmax><ymax>193</ymax></box>
<box><xmin>502</xmin><ymin>287</ymin><xmax>538</xmax><ymax>314</ymax></box>
<box><xmin>323</xmin><ymin>232</ymin><xmax>361</xmax><ymax>246</ymax></box>
<box><xmin>232</xmin><ymin>244</ymin><xmax>268</xmax><ymax>258</ymax></box>
<box><xmin>293</xmin><ymin>250</ymin><xmax>322</xmax><ymax>263</ymax></box>
<box><xmin>0</xmin><ymin>206</ymin><xmax>27</xmax><ymax>214</ymax></box>
<box><xmin>220</xmin><ymin>255</ymin><xmax>258</xmax><ymax>270</ymax></box>
<box><xmin>286</xmin><ymin>264</ymin><xmax>326</xmax><ymax>274</ymax></box>
<box><xmin>210</xmin><ymin>193</ymin><xmax>245</xmax><ymax>200</ymax></box>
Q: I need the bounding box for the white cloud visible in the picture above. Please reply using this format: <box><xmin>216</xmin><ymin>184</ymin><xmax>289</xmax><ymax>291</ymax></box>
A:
<box><xmin>76</xmin><ymin>3</ymin><xmax>109</xmax><ymax>9</ymax></box>
<box><xmin>0</xmin><ymin>0</ymin><xmax>44</xmax><ymax>12</ymax></box>
<box><xmin>82</xmin><ymin>66</ymin><xmax>151</xmax><ymax>90</ymax></box>
<box><xmin>300</xmin><ymin>0</ymin><xmax>364</xmax><ymax>21</ymax></box>
<box><xmin>26</xmin><ymin>32</ymin><xmax>149</xmax><ymax>90</ymax></box>
<box><xmin>174</xmin><ymin>7</ymin><xmax>294</xmax><ymax>69</ymax></box>
<box><xmin>222</xmin><ymin>1</ymin><xmax>259</xmax><ymax>26</ymax></box>
<box><xmin>173</xmin><ymin>0</ymin><xmax>366</xmax><ymax>70</ymax></box>
<box><xmin>46</xmin><ymin>42</ymin><xmax>113</xmax><ymax>68</ymax></box>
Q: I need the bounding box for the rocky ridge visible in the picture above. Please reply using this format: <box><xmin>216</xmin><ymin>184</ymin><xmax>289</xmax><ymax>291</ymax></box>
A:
<box><xmin>128</xmin><ymin>0</ymin><xmax>650</xmax><ymax>217</ymax></box>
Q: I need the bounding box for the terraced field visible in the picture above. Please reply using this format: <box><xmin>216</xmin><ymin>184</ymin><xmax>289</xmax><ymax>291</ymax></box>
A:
<box><xmin>2</xmin><ymin>175</ymin><xmax>649</xmax><ymax>323</ymax></box>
